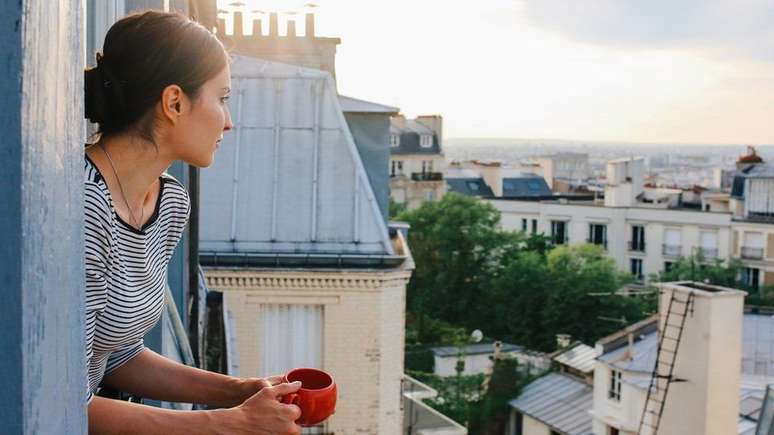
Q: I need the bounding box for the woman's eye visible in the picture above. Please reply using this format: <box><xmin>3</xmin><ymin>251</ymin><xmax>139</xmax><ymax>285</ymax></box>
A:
<box><xmin>221</xmin><ymin>96</ymin><xmax>230</xmax><ymax>103</ymax></box>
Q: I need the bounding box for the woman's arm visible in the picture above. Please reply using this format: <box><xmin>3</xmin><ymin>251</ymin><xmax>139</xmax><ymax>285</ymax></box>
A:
<box><xmin>89</xmin><ymin>382</ymin><xmax>303</xmax><ymax>435</ymax></box>
<box><xmin>101</xmin><ymin>348</ymin><xmax>279</xmax><ymax>407</ymax></box>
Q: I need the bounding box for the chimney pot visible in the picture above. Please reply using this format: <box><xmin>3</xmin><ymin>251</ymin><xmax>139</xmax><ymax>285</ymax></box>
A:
<box><xmin>269</xmin><ymin>12</ymin><xmax>279</xmax><ymax>36</ymax></box>
<box><xmin>287</xmin><ymin>20</ymin><xmax>297</xmax><ymax>37</ymax></box>
<box><xmin>305</xmin><ymin>13</ymin><xmax>315</xmax><ymax>37</ymax></box>
<box><xmin>233</xmin><ymin>11</ymin><xmax>244</xmax><ymax>37</ymax></box>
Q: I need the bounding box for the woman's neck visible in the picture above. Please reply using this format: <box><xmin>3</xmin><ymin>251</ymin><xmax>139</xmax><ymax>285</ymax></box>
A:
<box><xmin>87</xmin><ymin>133</ymin><xmax>174</xmax><ymax>208</ymax></box>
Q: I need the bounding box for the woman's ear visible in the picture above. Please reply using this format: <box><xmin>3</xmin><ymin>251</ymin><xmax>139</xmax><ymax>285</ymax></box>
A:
<box><xmin>160</xmin><ymin>84</ymin><xmax>185</xmax><ymax>124</ymax></box>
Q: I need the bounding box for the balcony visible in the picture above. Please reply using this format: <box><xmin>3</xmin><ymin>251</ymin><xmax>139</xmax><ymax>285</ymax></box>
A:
<box><xmin>411</xmin><ymin>172</ymin><xmax>443</xmax><ymax>182</ymax></box>
<box><xmin>698</xmin><ymin>247</ymin><xmax>718</xmax><ymax>259</ymax></box>
<box><xmin>741</xmin><ymin>247</ymin><xmax>764</xmax><ymax>260</ymax></box>
<box><xmin>628</xmin><ymin>241</ymin><xmax>646</xmax><ymax>252</ymax></box>
<box><xmin>662</xmin><ymin>244</ymin><xmax>682</xmax><ymax>257</ymax></box>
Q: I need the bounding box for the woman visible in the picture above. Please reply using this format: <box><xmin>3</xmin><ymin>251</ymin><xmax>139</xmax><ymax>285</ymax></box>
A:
<box><xmin>84</xmin><ymin>11</ymin><xmax>302</xmax><ymax>434</ymax></box>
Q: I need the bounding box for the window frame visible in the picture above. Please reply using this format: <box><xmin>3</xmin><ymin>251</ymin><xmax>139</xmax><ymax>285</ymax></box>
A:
<box><xmin>608</xmin><ymin>369</ymin><xmax>622</xmax><ymax>402</ymax></box>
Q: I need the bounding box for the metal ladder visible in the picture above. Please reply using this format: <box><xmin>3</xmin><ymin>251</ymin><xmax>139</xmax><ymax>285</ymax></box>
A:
<box><xmin>637</xmin><ymin>291</ymin><xmax>694</xmax><ymax>435</ymax></box>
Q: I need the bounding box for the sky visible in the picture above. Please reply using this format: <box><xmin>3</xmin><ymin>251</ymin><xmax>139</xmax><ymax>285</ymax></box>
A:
<box><xmin>217</xmin><ymin>0</ymin><xmax>774</xmax><ymax>145</ymax></box>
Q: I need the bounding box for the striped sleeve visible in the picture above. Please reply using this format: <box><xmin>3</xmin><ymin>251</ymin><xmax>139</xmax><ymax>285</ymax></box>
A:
<box><xmin>84</xmin><ymin>181</ymin><xmax>112</xmax><ymax>402</ymax></box>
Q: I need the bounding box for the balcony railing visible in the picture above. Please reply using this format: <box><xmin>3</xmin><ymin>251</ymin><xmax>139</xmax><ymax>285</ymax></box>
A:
<box><xmin>741</xmin><ymin>247</ymin><xmax>764</xmax><ymax>260</ymax></box>
<box><xmin>698</xmin><ymin>247</ymin><xmax>718</xmax><ymax>259</ymax></box>
<box><xmin>628</xmin><ymin>241</ymin><xmax>646</xmax><ymax>252</ymax></box>
<box><xmin>411</xmin><ymin>172</ymin><xmax>443</xmax><ymax>182</ymax></box>
<box><xmin>662</xmin><ymin>244</ymin><xmax>682</xmax><ymax>257</ymax></box>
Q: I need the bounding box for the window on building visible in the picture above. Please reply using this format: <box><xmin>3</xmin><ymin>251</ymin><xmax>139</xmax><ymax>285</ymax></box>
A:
<box><xmin>424</xmin><ymin>189</ymin><xmax>436</xmax><ymax>201</ymax></box>
<box><xmin>393</xmin><ymin>160</ymin><xmax>404</xmax><ymax>176</ymax></box>
<box><xmin>630</xmin><ymin>225</ymin><xmax>645</xmax><ymax>252</ymax></box>
<box><xmin>421</xmin><ymin>160</ymin><xmax>433</xmax><ymax>174</ymax></box>
<box><xmin>521</xmin><ymin>218</ymin><xmax>528</xmax><ymax>232</ymax></box>
<box><xmin>608</xmin><ymin>369</ymin><xmax>622</xmax><ymax>401</ymax></box>
<box><xmin>466</xmin><ymin>181</ymin><xmax>481</xmax><ymax>192</ymax></box>
<box><xmin>742</xmin><ymin>232</ymin><xmax>765</xmax><ymax>260</ymax></box>
<box><xmin>390</xmin><ymin>134</ymin><xmax>400</xmax><ymax>147</ymax></box>
<box><xmin>259</xmin><ymin>304</ymin><xmax>323</xmax><ymax>377</ymax></box>
<box><xmin>742</xmin><ymin>267</ymin><xmax>761</xmax><ymax>291</ymax></box>
<box><xmin>588</xmin><ymin>223</ymin><xmax>607</xmax><ymax>249</ymax></box>
<box><xmin>390</xmin><ymin>160</ymin><xmax>396</xmax><ymax>177</ymax></box>
<box><xmin>699</xmin><ymin>231</ymin><xmax>718</xmax><ymax>259</ymax></box>
<box><xmin>663</xmin><ymin>228</ymin><xmax>682</xmax><ymax>256</ymax></box>
<box><xmin>531</xmin><ymin>219</ymin><xmax>538</xmax><ymax>235</ymax></box>
<box><xmin>420</xmin><ymin>134</ymin><xmax>433</xmax><ymax>147</ymax></box>
<box><xmin>608</xmin><ymin>427</ymin><xmax>620</xmax><ymax>435</ymax></box>
<box><xmin>664</xmin><ymin>261</ymin><xmax>674</xmax><ymax>273</ymax></box>
<box><xmin>551</xmin><ymin>220</ymin><xmax>568</xmax><ymax>245</ymax></box>
<box><xmin>630</xmin><ymin>258</ymin><xmax>644</xmax><ymax>282</ymax></box>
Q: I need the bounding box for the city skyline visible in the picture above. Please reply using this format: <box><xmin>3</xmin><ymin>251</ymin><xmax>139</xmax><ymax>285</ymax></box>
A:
<box><xmin>217</xmin><ymin>0</ymin><xmax>774</xmax><ymax>145</ymax></box>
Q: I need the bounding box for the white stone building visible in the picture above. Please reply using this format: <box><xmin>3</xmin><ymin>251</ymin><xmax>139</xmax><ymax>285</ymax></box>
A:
<box><xmin>489</xmin><ymin>156</ymin><xmax>774</xmax><ymax>291</ymax></box>
<box><xmin>389</xmin><ymin>115</ymin><xmax>447</xmax><ymax>210</ymax></box>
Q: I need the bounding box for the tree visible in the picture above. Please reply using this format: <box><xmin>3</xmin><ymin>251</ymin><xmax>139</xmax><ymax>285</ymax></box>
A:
<box><xmin>653</xmin><ymin>253</ymin><xmax>741</xmax><ymax>288</ymax></box>
<box><xmin>467</xmin><ymin>357</ymin><xmax>531</xmax><ymax>435</ymax></box>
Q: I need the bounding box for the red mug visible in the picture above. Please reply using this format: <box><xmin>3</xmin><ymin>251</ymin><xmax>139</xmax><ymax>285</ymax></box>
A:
<box><xmin>281</xmin><ymin>368</ymin><xmax>337</xmax><ymax>427</ymax></box>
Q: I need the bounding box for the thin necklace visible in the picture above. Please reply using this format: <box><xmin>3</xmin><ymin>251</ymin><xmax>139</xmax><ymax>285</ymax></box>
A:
<box><xmin>99</xmin><ymin>144</ymin><xmax>144</xmax><ymax>229</ymax></box>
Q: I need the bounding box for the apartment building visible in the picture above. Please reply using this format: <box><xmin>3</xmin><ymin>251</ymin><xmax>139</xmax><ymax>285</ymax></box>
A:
<box><xmin>489</xmin><ymin>154</ymin><xmax>774</xmax><ymax>290</ymax></box>
<box><xmin>389</xmin><ymin>115</ymin><xmax>447</xmax><ymax>209</ymax></box>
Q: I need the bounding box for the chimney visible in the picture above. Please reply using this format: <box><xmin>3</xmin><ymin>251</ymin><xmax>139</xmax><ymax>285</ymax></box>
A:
<box><xmin>287</xmin><ymin>20</ymin><xmax>297</xmax><ymax>37</ymax></box>
<box><xmin>651</xmin><ymin>281</ymin><xmax>745</xmax><ymax>435</ymax></box>
<box><xmin>556</xmin><ymin>334</ymin><xmax>571</xmax><ymax>350</ymax></box>
<box><xmin>233</xmin><ymin>11</ymin><xmax>243</xmax><ymax>37</ymax></box>
<box><xmin>252</xmin><ymin>19</ymin><xmax>262</xmax><ymax>37</ymax></box>
<box><xmin>305</xmin><ymin>13</ymin><xmax>315</xmax><ymax>37</ymax></box>
<box><xmin>269</xmin><ymin>12</ymin><xmax>279</xmax><ymax>36</ymax></box>
<box><xmin>474</xmin><ymin>160</ymin><xmax>503</xmax><ymax>197</ymax></box>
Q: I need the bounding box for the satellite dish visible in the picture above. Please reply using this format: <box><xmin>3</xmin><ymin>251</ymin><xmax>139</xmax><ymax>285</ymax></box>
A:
<box><xmin>471</xmin><ymin>329</ymin><xmax>483</xmax><ymax>343</ymax></box>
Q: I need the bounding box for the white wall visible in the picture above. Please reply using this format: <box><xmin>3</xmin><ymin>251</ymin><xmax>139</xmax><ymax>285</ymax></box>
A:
<box><xmin>523</xmin><ymin>414</ymin><xmax>552</xmax><ymax>435</ymax></box>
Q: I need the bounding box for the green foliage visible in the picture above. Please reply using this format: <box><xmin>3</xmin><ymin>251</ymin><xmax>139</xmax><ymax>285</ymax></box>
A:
<box><xmin>467</xmin><ymin>358</ymin><xmax>532</xmax><ymax>435</ymax></box>
<box><xmin>400</xmin><ymin>193</ymin><xmax>653</xmax><ymax>353</ymax></box>
<box><xmin>407</xmin><ymin>370</ymin><xmax>487</xmax><ymax>427</ymax></box>
<box><xmin>652</xmin><ymin>254</ymin><xmax>742</xmax><ymax>288</ymax></box>
<box><xmin>389</xmin><ymin>197</ymin><xmax>407</xmax><ymax>220</ymax></box>
<box><xmin>404</xmin><ymin>345</ymin><xmax>435</xmax><ymax>373</ymax></box>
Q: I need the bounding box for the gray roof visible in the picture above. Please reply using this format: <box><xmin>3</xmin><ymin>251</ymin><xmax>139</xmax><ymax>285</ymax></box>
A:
<box><xmin>389</xmin><ymin>119</ymin><xmax>442</xmax><ymax>155</ymax></box>
<box><xmin>509</xmin><ymin>373</ymin><xmax>593</xmax><ymax>435</ymax></box>
<box><xmin>199</xmin><ymin>56</ymin><xmax>393</xmax><ymax>257</ymax></box>
<box><xmin>599</xmin><ymin>314</ymin><xmax>774</xmax><ymax>378</ymax></box>
<box><xmin>502</xmin><ymin>176</ymin><xmax>552</xmax><ymax>198</ymax></box>
<box><xmin>553</xmin><ymin>344</ymin><xmax>599</xmax><ymax>374</ymax></box>
<box><xmin>338</xmin><ymin>95</ymin><xmax>399</xmax><ymax>114</ymax></box>
<box><xmin>431</xmin><ymin>343</ymin><xmax>522</xmax><ymax>357</ymax></box>
<box><xmin>446</xmin><ymin>178</ymin><xmax>494</xmax><ymax>197</ymax></box>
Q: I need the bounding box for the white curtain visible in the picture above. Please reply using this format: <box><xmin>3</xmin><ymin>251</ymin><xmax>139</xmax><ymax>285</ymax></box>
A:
<box><xmin>744</xmin><ymin>232</ymin><xmax>765</xmax><ymax>249</ymax></box>
<box><xmin>259</xmin><ymin>304</ymin><xmax>324</xmax><ymax>377</ymax></box>
<box><xmin>664</xmin><ymin>228</ymin><xmax>681</xmax><ymax>246</ymax></box>
<box><xmin>700</xmin><ymin>231</ymin><xmax>718</xmax><ymax>249</ymax></box>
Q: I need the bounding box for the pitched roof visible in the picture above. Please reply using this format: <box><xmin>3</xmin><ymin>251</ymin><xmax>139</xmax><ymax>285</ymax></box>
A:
<box><xmin>502</xmin><ymin>176</ymin><xmax>552</xmax><ymax>197</ymax></box>
<box><xmin>199</xmin><ymin>56</ymin><xmax>394</xmax><ymax>257</ymax></box>
<box><xmin>553</xmin><ymin>343</ymin><xmax>599</xmax><ymax>374</ymax></box>
<box><xmin>338</xmin><ymin>95</ymin><xmax>399</xmax><ymax>114</ymax></box>
<box><xmin>509</xmin><ymin>373</ymin><xmax>593</xmax><ymax>435</ymax></box>
<box><xmin>445</xmin><ymin>178</ymin><xmax>494</xmax><ymax>197</ymax></box>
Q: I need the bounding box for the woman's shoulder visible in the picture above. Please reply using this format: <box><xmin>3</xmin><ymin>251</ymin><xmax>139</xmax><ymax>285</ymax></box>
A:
<box><xmin>160</xmin><ymin>172</ymin><xmax>191</xmax><ymax>216</ymax></box>
<box><xmin>84</xmin><ymin>156</ymin><xmax>112</xmax><ymax>222</ymax></box>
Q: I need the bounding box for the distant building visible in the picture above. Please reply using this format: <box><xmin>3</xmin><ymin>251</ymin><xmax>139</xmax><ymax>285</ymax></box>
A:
<box><xmin>430</xmin><ymin>343</ymin><xmax>549</xmax><ymax>377</ymax></box>
<box><xmin>490</xmin><ymin>153</ymin><xmax>774</xmax><ymax>291</ymax></box>
<box><xmin>389</xmin><ymin>115</ymin><xmax>447</xmax><ymax>209</ymax></box>
<box><xmin>535</xmin><ymin>152</ymin><xmax>591</xmax><ymax>193</ymax></box>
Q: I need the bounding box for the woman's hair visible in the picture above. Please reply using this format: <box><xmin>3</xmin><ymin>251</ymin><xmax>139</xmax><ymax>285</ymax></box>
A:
<box><xmin>84</xmin><ymin>10</ymin><xmax>227</xmax><ymax>141</ymax></box>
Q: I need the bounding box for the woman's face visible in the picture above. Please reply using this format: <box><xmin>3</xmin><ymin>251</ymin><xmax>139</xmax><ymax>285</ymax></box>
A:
<box><xmin>165</xmin><ymin>64</ymin><xmax>233</xmax><ymax>168</ymax></box>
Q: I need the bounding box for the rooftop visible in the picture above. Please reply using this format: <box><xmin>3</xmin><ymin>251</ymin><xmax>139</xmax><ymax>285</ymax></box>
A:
<box><xmin>509</xmin><ymin>373</ymin><xmax>593</xmax><ymax>435</ymax></box>
<box><xmin>430</xmin><ymin>342</ymin><xmax>522</xmax><ymax>357</ymax></box>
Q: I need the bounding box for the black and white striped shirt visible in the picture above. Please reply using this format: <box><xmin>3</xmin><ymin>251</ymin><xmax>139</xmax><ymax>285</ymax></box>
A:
<box><xmin>84</xmin><ymin>155</ymin><xmax>189</xmax><ymax>402</ymax></box>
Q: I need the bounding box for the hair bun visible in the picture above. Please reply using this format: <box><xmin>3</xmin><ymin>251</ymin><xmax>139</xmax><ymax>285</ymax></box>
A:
<box><xmin>84</xmin><ymin>53</ymin><xmax>127</xmax><ymax>125</ymax></box>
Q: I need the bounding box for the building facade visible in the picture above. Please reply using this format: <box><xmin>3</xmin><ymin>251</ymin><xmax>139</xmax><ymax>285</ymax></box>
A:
<box><xmin>389</xmin><ymin>115</ymin><xmax>447</xmax><ymax>210</ymax></box>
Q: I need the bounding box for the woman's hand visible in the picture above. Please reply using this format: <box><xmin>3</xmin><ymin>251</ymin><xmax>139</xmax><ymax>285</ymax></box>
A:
<box><xmin>235</xmin><ymin>375</ymin><xmax>285</xmax><ymax>404</ymax></box>
<box><xmin>211</xmin><ymin>381</ymin><xmax>303</xmax><ymax>435</ymax></box>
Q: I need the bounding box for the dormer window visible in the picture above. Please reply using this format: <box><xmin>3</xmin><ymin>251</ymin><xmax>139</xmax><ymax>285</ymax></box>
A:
<box><xmin>420</xmin><ymin>134</ymin><xmax>433</xmax><ymax>148</ymax></box>
<box><xmin>390</xmin><ymin>134</ymin><xmax>400</xmax><ymax>147</ymax></box>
